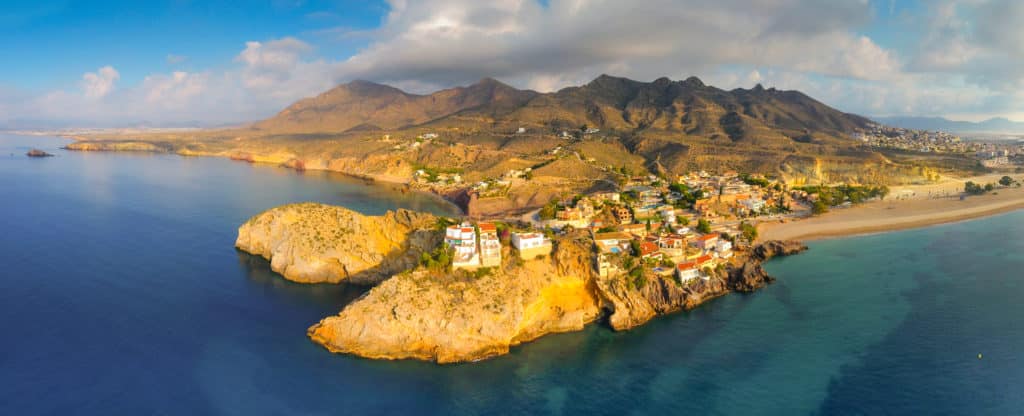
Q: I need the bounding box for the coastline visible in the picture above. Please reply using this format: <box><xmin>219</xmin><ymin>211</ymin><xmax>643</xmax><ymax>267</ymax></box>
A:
<box><xmin>761</xmin><ymin>176</ymin><xmax>1024</xmax><ymax>242</ymax></box>
<box><xmin>57</xmin><ymin>138</ymin><xmax>467</xmax><ymax>215</ymax></box>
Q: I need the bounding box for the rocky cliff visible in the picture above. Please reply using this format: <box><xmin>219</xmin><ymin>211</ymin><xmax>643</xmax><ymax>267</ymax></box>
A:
<box><xmin>591</xmin><ymin>240</ymin><xmax>806</xmax><ymax>331</ymax></box>
<box><xmin>308</xmin><ymin>237</ymin><xmax>600</xmax><ymax>363</ymax></box>
<box><xmin>235</xmin><ymin>203</ymin><xmax>440</xmax><ymax>284</ymax></box>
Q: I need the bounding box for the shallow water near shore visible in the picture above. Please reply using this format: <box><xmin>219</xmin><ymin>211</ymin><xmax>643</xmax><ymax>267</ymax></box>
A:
<box><xmin>3</xmin><ymin>134</ymin><xmax>1023</xmax><ymax>415</ymax></box>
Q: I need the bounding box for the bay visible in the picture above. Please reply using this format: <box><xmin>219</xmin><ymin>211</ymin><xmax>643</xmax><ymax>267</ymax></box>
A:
<box><xmin>2</xmin><ymin>134</ymin><xmax>1022</xmax><ymax>415</ymax></box>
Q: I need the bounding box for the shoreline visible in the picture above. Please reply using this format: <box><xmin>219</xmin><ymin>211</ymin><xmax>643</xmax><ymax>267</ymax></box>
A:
<box><xmin>54</xmin><ymin>138</ymin><xmax>467</xmax><ymax>216</ymax></box>
<box><xmin>760</xmin><ymin>178</ymin><xmax>1024</xmax><ymax>242</ymax></box>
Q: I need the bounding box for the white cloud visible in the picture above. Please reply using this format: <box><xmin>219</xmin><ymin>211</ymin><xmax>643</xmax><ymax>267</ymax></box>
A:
<box><xmin>81</xmin><ymin>66</ymin><xmax>119</xmax><ymax>99</ymax></box>
<box><xmin>330</xmin><ymin>0</ymin><xmax>900</xmax><ymax>92</ymax></box>
<box><xmin>4</xmin><ymin>0</ymin><xmax>1024</xmax><ymax>127</ymax></box>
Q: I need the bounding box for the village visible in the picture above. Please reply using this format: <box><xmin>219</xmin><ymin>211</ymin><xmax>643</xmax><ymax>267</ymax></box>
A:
<box><xmin>436</xmin><ymin>171</ymin><xmax>802</xmax><ymax>285</ymax></box>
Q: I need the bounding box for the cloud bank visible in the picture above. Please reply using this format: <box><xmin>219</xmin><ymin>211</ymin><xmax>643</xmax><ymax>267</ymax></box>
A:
<box><xmin>2</xmin><ymin>0</ymin><xmax>1021</xmax><ymax>127</ymax></box>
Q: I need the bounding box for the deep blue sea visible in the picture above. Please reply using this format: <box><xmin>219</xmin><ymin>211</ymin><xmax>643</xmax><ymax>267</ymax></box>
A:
<box><xmin>2</xmin><ymin>134</ymin><xmax>1023</xmax><ymax>415</ymax></box>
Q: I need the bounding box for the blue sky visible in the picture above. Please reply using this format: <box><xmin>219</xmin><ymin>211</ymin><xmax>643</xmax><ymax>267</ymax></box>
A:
<box><xmin>1</xmin><ymin>1</ymin><xmax>386</xmax><ymax>91</ymax></box>
<box><xmin>1</xmin><ymin>0</ymin><xmax>1021</xmax><ymax>126</ymax></box>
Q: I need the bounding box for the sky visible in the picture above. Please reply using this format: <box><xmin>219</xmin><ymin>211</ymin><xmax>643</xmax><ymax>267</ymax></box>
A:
<box><xmin>1</xmin><ymin>0</ymin><xmax>1022</xmax><ymax>127</ymax></box>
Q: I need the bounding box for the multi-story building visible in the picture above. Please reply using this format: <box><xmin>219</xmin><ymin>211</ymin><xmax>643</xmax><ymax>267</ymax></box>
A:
<box><xmin>510</xmin><ymin>232</ymin><xmax>552</xmax><ymax>260</ymax></box>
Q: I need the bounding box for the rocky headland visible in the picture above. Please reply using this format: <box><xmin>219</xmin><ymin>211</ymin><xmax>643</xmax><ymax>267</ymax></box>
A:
<box><xmin>236</xmin><ymin>203</ymin><xmax>807</xmax><ymax>364</ymax></box>
<box><xmin>235</xmin><ymin>203</ymin><xmax>440</xmax><ymax>285</ymax></box>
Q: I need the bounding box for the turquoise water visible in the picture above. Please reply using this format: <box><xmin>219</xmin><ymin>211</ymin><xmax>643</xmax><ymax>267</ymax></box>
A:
<box><xmin>2</xmin><ymin>134</ymin><xmax>1023</xmax><ymax>415</ymax></box>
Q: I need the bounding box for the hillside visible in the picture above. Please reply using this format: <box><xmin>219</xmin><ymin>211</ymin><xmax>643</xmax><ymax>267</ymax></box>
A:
<box><xmin>253</xmin><ymin>78</ymin><xmax>538</xmax><ymax>134</ymax></box>
<box><xmin>252</xmin><ymin>74</ymin><xmax>871</xmax><ymax>141</ymax></box>
<box><xmin>68</xmin><ymin>74</ymin><xmax>980</xmax><ymax>217</ymax></box>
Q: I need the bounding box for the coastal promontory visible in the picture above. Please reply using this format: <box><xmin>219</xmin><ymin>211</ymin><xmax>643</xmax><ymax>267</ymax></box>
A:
<box><xmin>235</xmin><ymin>203</ymin><xmax>440</xmax><ymax>284</ymax></box>
<box><xmin>235</xmin><ymin>202</ymin><xmax>807</xmax><ymax>363</ymax></box>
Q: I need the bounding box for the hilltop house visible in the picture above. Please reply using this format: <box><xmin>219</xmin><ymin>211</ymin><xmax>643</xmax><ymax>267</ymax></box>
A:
<box><xmin>445</xmin><ymin>224</ymin><xmax>480</xmax><ymax>270</ymax></box>
<box><xmin>594</xmin><ymin>232</ymin><xmax>632</xmax><ymax>255</ymax></box>
<box><xmin>715</xmin><ymin>239</ymin><xmax>733</xmax><ymax>259</ymax></box>
<box><xmin>655</xmin><ymin>234</ymin><xmax>687</xmax><ymax>257</ymax></box>
<box><xmin>638</xmin><ymin>241</ymin><xmax>661</xmax><ymax>260</ymax></box>
<box><xmin>510</xmin><ymin>232</ymin><xmax>552</xmax><ymax>260</ymax></box>
<box><xmin>478</xmin><ymin>222</ymin><xmax>501</xmax><ymax>267</ymax></box>
<box><xmin>676</xmin><ymin>261</ymin><xmax>701</xmax><ymax>283</ymax></box>
<box><xmin>693</xmin><ymin>233</ymin><xmax>720</xmax><ymax>251</ymax></box>
<box><xmin>612</xmin><ymin>206</ymin><xmax>633</xmax><ymax>224</ymax></box>
<box><xmin>618</xmin><ymin>223</ymin><xmax>648</xmax><ymax>238</ymax></box>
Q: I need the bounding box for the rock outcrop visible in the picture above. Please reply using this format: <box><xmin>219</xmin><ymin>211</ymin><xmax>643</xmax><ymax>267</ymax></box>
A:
<box><xmin>308</xmin><ymin>237</ymin><xmax>600</xmax><ymax>363</ymax></box>
<box><xmin>588</xmin><ymin>241</ymin><xmax>807</xmax><ymax>331</ymax></box>
<box><xmin>729</xmin><ymin>240</ymin><xmax>808</xmax><ymax>292</ymax></box>
<box><xmin>25</xmin><ymin>149</ymin><xmax>54</xmax><ymax>157</ymax></box>
<box><xmin>235</xmin><ymin>203</ymin><xmax>440</xmax><ymax>284</ymax></box>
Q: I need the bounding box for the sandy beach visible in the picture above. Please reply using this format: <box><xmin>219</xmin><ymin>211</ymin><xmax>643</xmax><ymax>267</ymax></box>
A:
<box><xmin>760</xmin><ymin>173</ymin><xmax>1024</xmax><ymax>241</ymax></box>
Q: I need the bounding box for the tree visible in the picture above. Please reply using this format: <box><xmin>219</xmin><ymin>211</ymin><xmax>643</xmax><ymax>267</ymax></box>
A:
<box><xmin>739</xmin><ymin>221</ymin><xmax>758</xmax><ymax>242</ymax></box>
<box><xmin>697</xmin><ymin>219</ymin><xmax>712</xmax><ymax>234</ymax></box>
<box><xmin>811</xmin><ymin>199</ymin><xmax>829</xmax><ymax>215</ymax></box>
<box><xmin>985</xmin><ymin>183</ymin><xmax>995</xmax><ymax>192</ymax></box>
<box><xmin>999</xmin><ymin>176</ymin><xmax>1014</xmax><ymax>187</ymax></box>
<box><xmin>964</xmin><ymin>181</ymin><xmax>985</xmax><ymax>195</ymax></box>
<box><xmin>539</xmin><ymin>199</ymin><xmax>558</xmax><ymax>220</ymax></box>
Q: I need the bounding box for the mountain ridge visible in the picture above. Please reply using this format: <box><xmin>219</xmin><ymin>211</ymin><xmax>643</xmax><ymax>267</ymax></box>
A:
<box><xmin>252</xmin><ymin>75</ymin><xmax>872</xmax><ymax>142</ymax></box>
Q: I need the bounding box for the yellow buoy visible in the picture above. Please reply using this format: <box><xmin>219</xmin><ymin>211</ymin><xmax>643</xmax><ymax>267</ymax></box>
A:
<box><xmin>978</xmin><ymin>353</ymin><xmax>983</xmax><ymax>359</ymax></box>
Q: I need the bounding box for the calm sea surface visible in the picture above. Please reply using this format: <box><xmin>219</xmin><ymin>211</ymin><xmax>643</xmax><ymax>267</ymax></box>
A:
<box><xmin>2</xmin><ymin>134</ymin><xmax>1023</xmax><ymax>415</ymax></box>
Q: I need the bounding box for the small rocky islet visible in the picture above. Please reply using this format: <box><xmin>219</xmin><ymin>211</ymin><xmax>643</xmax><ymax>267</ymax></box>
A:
<box><xmin>26</xmin><ymin>149</ymin><xmax>54</xmax><ymax>157</ymax></box>
<box><xmin>236</xmin><ymin>202</ymin><xmax>806</xmax><ymax>364</ymax></box>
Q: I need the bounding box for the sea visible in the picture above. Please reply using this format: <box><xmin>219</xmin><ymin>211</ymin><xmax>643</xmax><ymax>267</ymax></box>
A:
<box><xmin>2</xmin><ymin>134</ymin><xmax>1022</xmax><ymax>415</ymax></box>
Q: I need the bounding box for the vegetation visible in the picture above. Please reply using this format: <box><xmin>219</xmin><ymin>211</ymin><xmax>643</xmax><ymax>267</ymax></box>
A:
<box><xmin>797</xmin><ymin>184</ymin><xmax>891</xmax><ymax>207</ymax></box>
<box><xmin>739</xmin><ymin>174</ymin><xmax>771</xmax><ymax>188</ymax></box>
<box><xmin>420</xmin><ymin>245</ymin><xmax>453</xmax><ymax>271</ymax></box>
<box><xmin>471</xmin><ymin>267</ymin><xmax>495</xmax><ymax>279</ymax></box>
<box><xmin>628</xmin><ymin>240</ymin><xmax>642</xmax><ymax>257</ymax></box>
<box><xmin>627</xmin><ymin>267</ymin><xmax>646</xmax><ymax>290</ymax></box>
<box><xmin>739</xmin><ymin>221</ymin><xmax>758</xmax><ymax>242</ymax></box>
<box><xmin>696</xmin><ymin>218</ymin><xmax>712</xmax><ymax>234</ymax></box>
<box><xmin>964</xmin><ymin>181</ymin><xmax>995</xmax><ymax>195</ymax></box>
<box><xmin>811</xmin><ymin>199</ymin><xmax>829</xmax><ymax>216</ymax></box>
<box><xmin>539</xmin><ymin>198</ymin><xmax>559</xmax><ymax>220</ymax></box>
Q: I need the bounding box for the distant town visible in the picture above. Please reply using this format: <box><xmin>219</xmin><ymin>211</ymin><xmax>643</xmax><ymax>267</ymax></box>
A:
<box><xmin>857</xmin><ymin>122</ymin><xmax>1024</xmax><ymax>168</ymax></box>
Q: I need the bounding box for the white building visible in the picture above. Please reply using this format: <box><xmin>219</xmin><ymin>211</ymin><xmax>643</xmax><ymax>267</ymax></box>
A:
<box><xmin>676</xmin><ymin>262</ymin><xmax>701</xmax><ymax>283</ymax></box>
<box><xmin>511</xmin><ymin>232</ymin><xmax>552</xmax><ymax>260</ymax></box>
<box><xmin>740</xmin><ymin>198</ymin><xmax>766</xmax><ymax>212</ymax></box>
<box><xmin>446</xmin><ymin>224</ymin><xmax>480</xmax><ymax>269</ymax></box>
<box><xmin>478</xmin><ymin>222</ymin><xmax>501</xmax><ymax>267</ymax></box>
<box><xmin>715</xmin><ymin>240</ymin><xmax>733</xmax><ymax>258</ymax></box>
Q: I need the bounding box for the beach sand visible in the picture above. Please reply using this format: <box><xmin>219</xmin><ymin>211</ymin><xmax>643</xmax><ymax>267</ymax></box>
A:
<box><xmin>760</xmin><ymin>173</ymin><xmax>1024</xmax><ymax>242</ymax></box>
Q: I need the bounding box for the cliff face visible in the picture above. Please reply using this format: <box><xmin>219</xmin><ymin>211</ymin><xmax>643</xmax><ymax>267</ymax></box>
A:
<box><xmin>308</xmin><ymin>237</ymin><xmax>600</xmax><ymax>363</ymax></box>
<box><xmin>235</xmin><ymin>203</ymin><xmax>440</xmax><ymax>285</ymax></box>
<box><xmin>553</xmin><ymin>240</ymin><xmax>807</xmax><ymax>331</ymax></box>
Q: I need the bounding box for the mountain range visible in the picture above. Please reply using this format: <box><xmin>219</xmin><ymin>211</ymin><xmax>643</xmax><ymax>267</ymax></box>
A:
<box><xmin>252</xmin><ymin>74</ymin><xmax>871</xmax><ymax>143</ymax></box>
